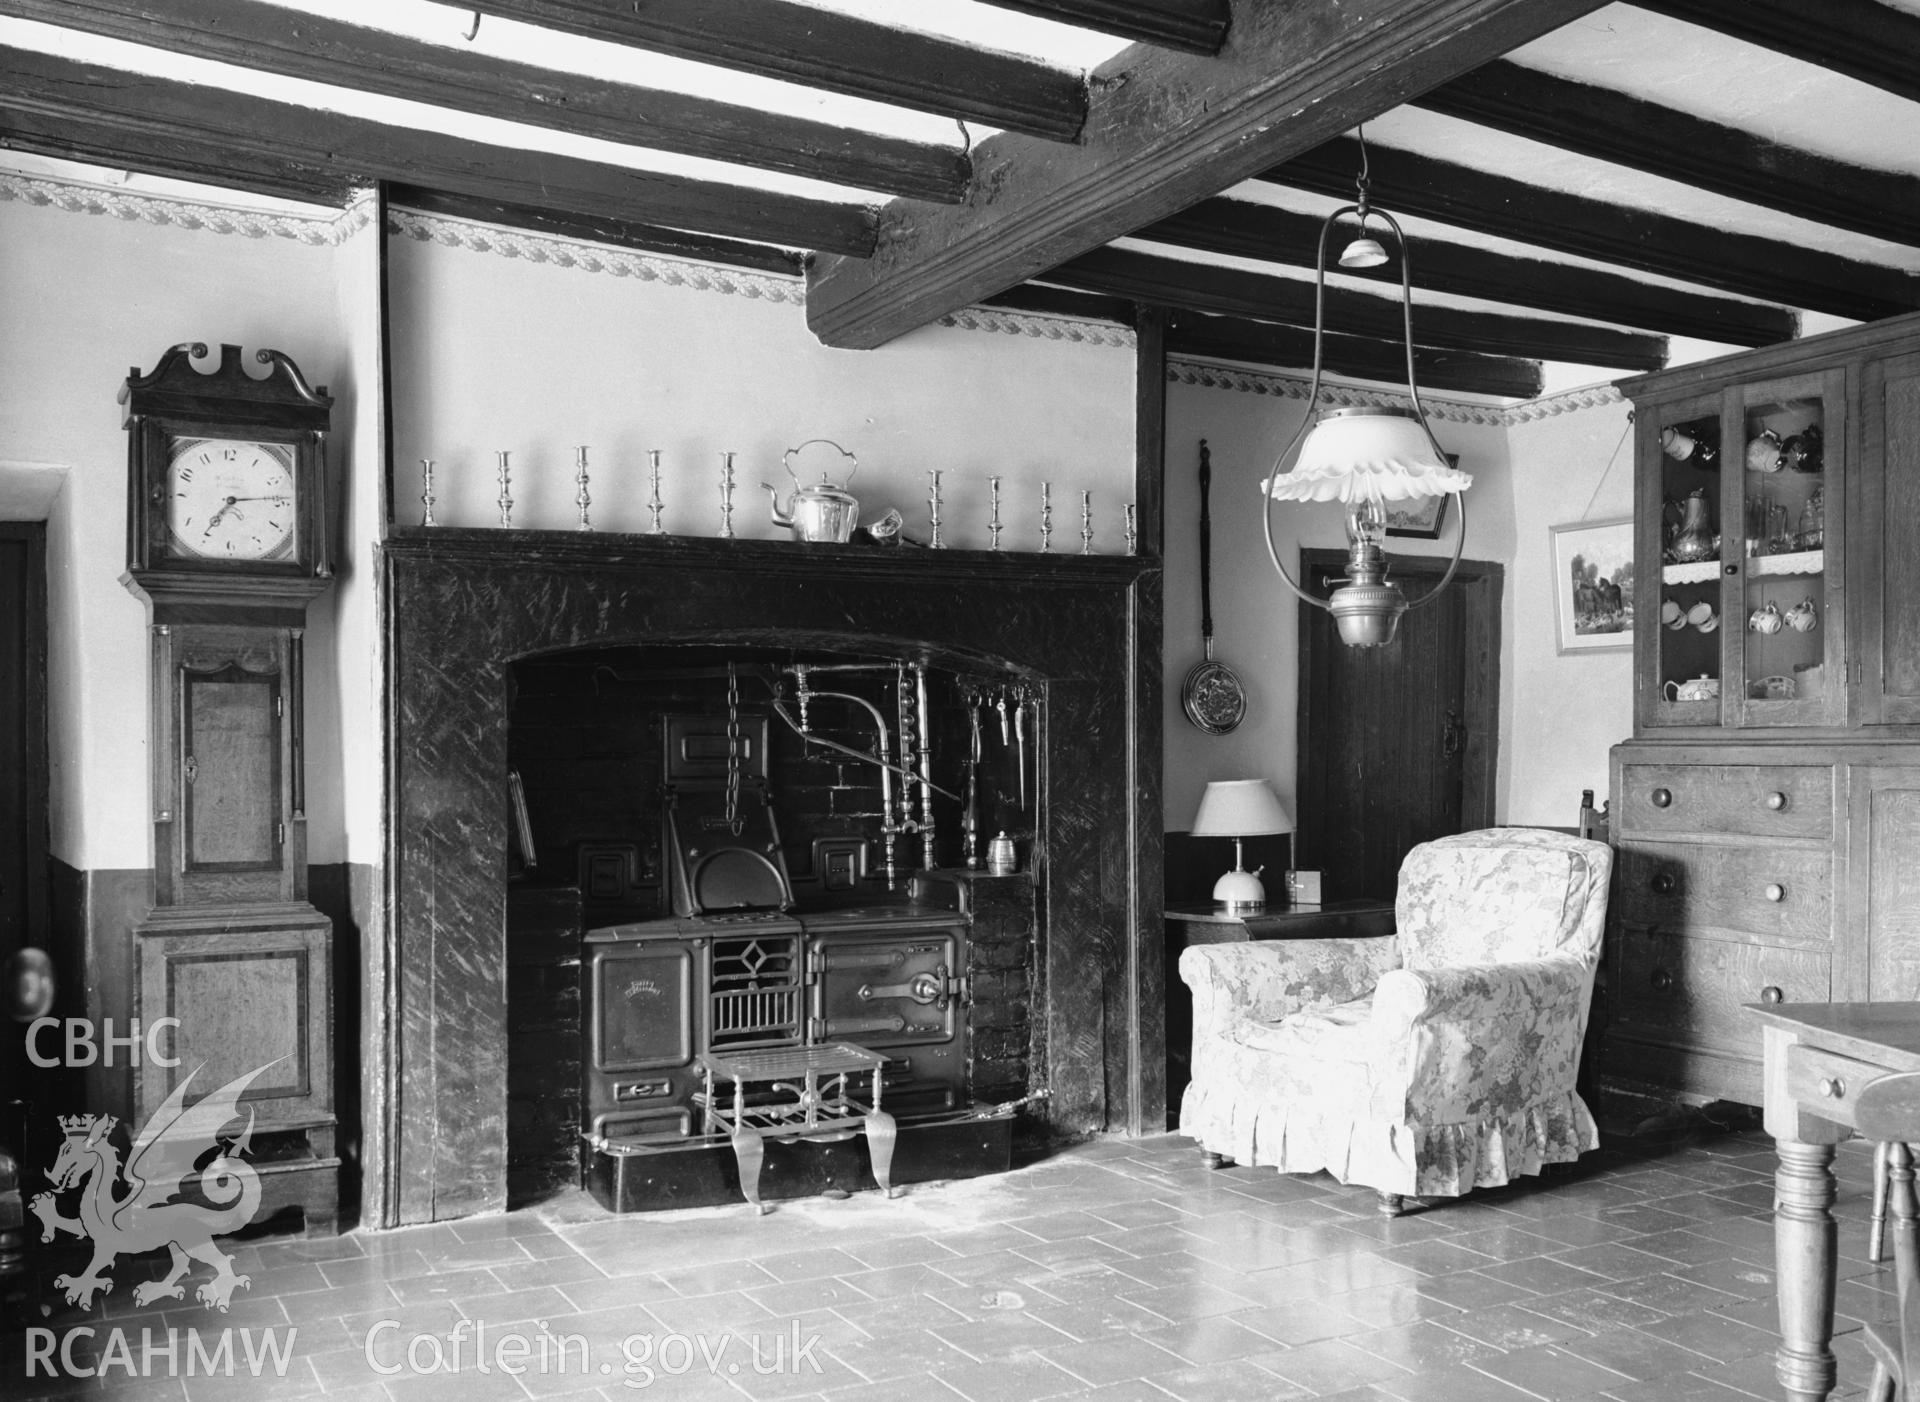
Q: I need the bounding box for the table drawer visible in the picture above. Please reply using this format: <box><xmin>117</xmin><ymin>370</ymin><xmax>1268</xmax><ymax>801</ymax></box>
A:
<box><xmin>1615</xmin><ymin>842</ymin><xmax>1833</xmax><ymax>943</ymax></box>
<box><xmin>1784</xmin><ymin>1043</ymin><xmax>1887</xmax><ymax>1132</ymax></box>
<box><xmin>1613</xmin><ymin>928</ymin><xmax>1830</xmax><ymax>1052</ymax></box>
<box><xmin>1617</xmin><ymin>763</ymin><xmax>1833</xmax><ymax>838</ymax></box>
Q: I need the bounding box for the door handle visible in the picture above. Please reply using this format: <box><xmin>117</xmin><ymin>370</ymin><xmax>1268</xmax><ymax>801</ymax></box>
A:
<box><xmin>1441</xmin><ymin>709</ymin><xmax>1464</xmax><ymax>759</ymax></box>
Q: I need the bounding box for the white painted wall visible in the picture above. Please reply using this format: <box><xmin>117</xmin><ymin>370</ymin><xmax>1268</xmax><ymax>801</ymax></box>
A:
<box><xmin>1161</xmin><ymin>375</ymin><xmax>1514</xmax><ymax>832</ymax></box>
<box><xmin>1501</xmin><ymin>396</ymin><xmax>1638</xmax><ymax>825</ymax></box>
<box><xmin>0</xmin><ymin>197</ymin><xmax>349</xmax><ymax>870</ymax></box>
<box><xmin>386</xmin><ymin>231</ymin><xmax>1137</xmax><ymax>550</ymax></box>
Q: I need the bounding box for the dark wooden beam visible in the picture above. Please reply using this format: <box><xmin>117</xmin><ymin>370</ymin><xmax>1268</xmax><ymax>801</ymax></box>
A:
<box><xmin>464</xmin><ymin>0</ymin><xmax>1086</xmax><ymax>143</ymax></box>
<box><xmin>1265</xmin><ymin>138</ymin><xmax>1920</xmax><ymax>324</ymax></box>
<box><xmin>1417</xmin><ymin>61</ymin><xmax>1920</xmax><ymax>247</ymax></box>
<box><xmin>1051</xmin><ymin>246</ymin><xmax>1668</xmax><ymax>368</ymax></box>
<box><xmin>971</xmin><ymin>0</ymin><xmax>1229</xmax><ymax>54</ymax></box>
<box><xmin>1139</xmin><ymin>198</ymin><xmax>1795</xmax><ymax>347</ymax></box>
<box><xmin>806</xmin><ymin>0</ymin><xmax>1608</xmax><ymax>349</ymax></box>
<box><xmin>1633</xmin><ymin>0</ymin><xmax>1920</xmax><ymax>107</ymax></box>
<box><xmin>387</xmin><ymin>187</ymin><xmax>805</xmax><ymax>278</ymax></box>
<box><xmin>0</xmin><ymin>0</ymin><xmax>968</xmax><ymax>203</ymax></box>
<box><xmin>0</xmin><ymin>48</ymin><xmax>876</xmax><ymax>256</ymax></box>
<box><xmin>1165</xmin><ymin>309</ymin><xmax>1544</xmax><ymax>398</ymax></box>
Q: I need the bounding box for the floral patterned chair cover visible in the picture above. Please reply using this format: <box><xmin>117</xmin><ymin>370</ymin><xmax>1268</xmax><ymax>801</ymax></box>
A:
<box><xmin>1179</xmin><ymin>827</ymin><xmax>1613</xmax><ymax>1206</ymax></box>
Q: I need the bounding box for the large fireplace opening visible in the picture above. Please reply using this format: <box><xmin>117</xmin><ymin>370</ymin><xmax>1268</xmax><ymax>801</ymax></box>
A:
<box><xmin>502</xmin><ymin>643</ymin><xmax>1040</xmax><ymax>1211</ymax></box>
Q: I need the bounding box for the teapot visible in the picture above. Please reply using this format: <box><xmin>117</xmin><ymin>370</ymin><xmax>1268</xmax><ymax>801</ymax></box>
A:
<box><xmin>1746</xmin><ymin>429</ymin><xmax>1785</xmax><ymax>474</ymax></box>
<box><xmin>1664</xmin><ymin>489</ymin><xmax>1717</xmax><ymax>564</ymax></box>
<box><xmin>1749</xmin><ymin>601</ymin><xmax>1784</xmax><ymax>635</ymax></box>
<box><xmin>764</xmin><ymin>439</ymin><xmax>861</xmax><ymax>543</ymax></box>
<box><xmin>1664</xmin><ymin>675</ymin><xmax>1721</xmax><ymax>703</ymax></box>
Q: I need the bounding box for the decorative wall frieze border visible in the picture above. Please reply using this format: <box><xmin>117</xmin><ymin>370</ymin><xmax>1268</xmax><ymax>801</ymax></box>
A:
<box><xmin>1168</xmin><ymin>357</ymin><xmax>1627</xmax><ymax>426</ymax></box>
<box><xmin>0</xmin><ymin>169</ymin><xmax>374</xmax><ymax>245</ymax></box>
<box><xmin>937</xmin><ymin>305</ymin><xmax>1135</xmax><ymax>348</ymax></box>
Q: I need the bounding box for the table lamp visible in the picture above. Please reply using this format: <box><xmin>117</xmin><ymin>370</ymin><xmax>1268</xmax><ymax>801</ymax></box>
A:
<box><xmin>1191</xmin><ymin>779</ymin><xmax>1293</xmax><ymax>910</ymax></box>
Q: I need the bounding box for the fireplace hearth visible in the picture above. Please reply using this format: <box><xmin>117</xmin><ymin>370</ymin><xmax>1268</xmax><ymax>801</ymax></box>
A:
<box><xmin>377</xmin><ymin>530</ymin><xmax>1162</xmax><ymax>1227</ymax></box>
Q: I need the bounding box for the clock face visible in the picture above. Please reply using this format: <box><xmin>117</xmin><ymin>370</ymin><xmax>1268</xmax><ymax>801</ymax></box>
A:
<box><xmin>166</xmin><ymin>438</ymin><xmax>298</xmax><ymax>563</ymax></box>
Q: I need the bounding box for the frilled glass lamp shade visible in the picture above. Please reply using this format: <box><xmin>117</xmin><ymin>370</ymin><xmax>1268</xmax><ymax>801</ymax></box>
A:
<box><xmin>1191</xmin><ymin>779</ymin><xmax>1293</xmax><ymax>910</ymax></box>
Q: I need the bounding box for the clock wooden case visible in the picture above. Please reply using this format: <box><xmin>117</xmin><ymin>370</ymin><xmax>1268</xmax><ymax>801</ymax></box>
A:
<box><xmin>121</xmin><ymin>342</ymin><xmax>339</xmax><ymax>1235</ymax></box>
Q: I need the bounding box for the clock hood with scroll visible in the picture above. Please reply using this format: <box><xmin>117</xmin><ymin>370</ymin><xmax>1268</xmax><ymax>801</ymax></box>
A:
<box><xmin>121</xmin><ymin>342</ymin><xmax>333</xmax><ymax>625</ymax></box>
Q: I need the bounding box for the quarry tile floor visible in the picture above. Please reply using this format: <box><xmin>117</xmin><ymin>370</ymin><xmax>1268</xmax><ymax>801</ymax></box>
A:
<box><xmin>0</xmin><ymin>1126</ymin><xmax>1890</xmax><ymax>1401</ymax></box>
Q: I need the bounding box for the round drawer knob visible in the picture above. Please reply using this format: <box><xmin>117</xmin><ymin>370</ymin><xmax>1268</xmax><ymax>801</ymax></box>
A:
<box><xmin>1725</xmin><ymin>563</ymin><xmax>1739</xmax><ymax>577</ymax></box>
<box><xmin>1765</xmin><ymin>883</ymin><xmax>1785</xmax><ymax>903</ymax></box>
<box><xmin>1765</xmin><ymin>792</ymin><xmax>1788</xmax><ymax>811</ymax></box>
<box><xmin>1819</xmin><ymin>1077</ymin><xmax>1846</xmax><ymax>1100</ymax></box>
<box><xmin>1762</xmin><ymin>985</ymin><xmax>1784</xmax><ymax>1004</ymax></box>
<box><xmin>1651</xmin><ymin>872</ymin><xmax>1676</xmax><ymax>895</ymax></box>
<box><xmin>1651</xmin><ymin>788</ymin><xmax>1673</xmax><ymax>809</ymax></box>
<box><xmin>1652</xmin><ymin>969</ymin><xmax>1674</xmax><ymax>991</ymax></box>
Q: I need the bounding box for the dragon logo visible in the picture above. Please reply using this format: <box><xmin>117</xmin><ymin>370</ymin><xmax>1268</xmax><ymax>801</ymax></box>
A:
<box><xmin>29</xmin><ymin>1062</ymin><xmax>274</xmax><ymax>1312</ymax></box>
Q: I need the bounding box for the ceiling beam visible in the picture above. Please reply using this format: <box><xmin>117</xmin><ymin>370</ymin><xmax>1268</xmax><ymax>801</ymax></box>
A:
<box><xmin>1139</xmin><ymin>198</ymin><xmax>1795</xmax><ymax>346</ymax></box>
<box><xmin>805</xmin><ymin>0</ymin><xmax>1609</xmax><ymax>350</ymax></box>
<box><xmin>1264</xmin><ymin>138</ymin><xmax>1920</xmax><ymax>324</ymax></box>
<box><xmin>463</xmin><ymin>0</ymin><xmax>1086</xmax><ymax>143</ymax></box>
<box><xmin>1417</xmin><ymin>60</ymin><xmax>1920</xmax><ymax>247</ymax></box>
<box><xmin>1164</xmin><ymin>308</ymin><xmax>1544</xmax><ymax>398</ymax></box>
<box><xmin>1631</xmin><ymin>0</ymin><xmax>1920</xmax><ymax>107</ymax></box>
<box><xmin>0</xmin><ymin>48</ymin><xmax>876</xmax><ymax>256</ymax></box>
<box><xmin>969</xmin><ymin>0</ymin><xmax>1230</xmax><ymax>54</ymax></box>
<box><xmin>1049</xmin><ymin>246</ymin><xmax>1669</xmax><ymax>368</ymax></box>
<box><xmin>0</xmin><ymin>0</ymin><xmax>968</xmax><ymax>203</ymax></box>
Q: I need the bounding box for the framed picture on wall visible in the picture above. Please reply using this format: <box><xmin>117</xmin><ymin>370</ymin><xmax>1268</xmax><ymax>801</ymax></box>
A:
<box><xmin>1382</xmin><ymin>454</ymin><xmax>1460</xmax><ymax>539</ymax></box>
<box><xmin>1551</xmin><ymin>517</ymin><xmax>1635</xmax><ymax>654</ymax></box>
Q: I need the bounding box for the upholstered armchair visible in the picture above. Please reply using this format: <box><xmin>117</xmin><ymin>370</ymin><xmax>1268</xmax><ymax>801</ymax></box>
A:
<box><xmin>1179</xmin><ymin>828</ymin><xmax>1613</xmax><ymax>1212</ymax></box>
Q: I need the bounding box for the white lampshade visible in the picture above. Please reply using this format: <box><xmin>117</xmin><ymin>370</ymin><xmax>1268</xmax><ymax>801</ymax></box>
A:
<box><xmin>1266</xmin><ymin>407</ymin><xmax>1472</xmax><ymax>504</ymax></box>
<box><xmin>1191</xmin><ymin>779</ymin><xmax>1293</xmax><ymax>838</ymax></box>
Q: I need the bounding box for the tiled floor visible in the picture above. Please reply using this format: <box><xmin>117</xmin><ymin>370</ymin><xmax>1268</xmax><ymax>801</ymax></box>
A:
<box><xmin>1</xmin><ymin>1127</ymin><xmax>1894</xmax><ymax>1401</ymax></box>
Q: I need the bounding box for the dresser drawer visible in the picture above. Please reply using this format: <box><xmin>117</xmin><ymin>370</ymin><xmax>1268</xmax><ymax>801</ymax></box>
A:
<box><xmin>1617</xmin><ymin>763</ymin><xmax>1833</xmax><ymax>838</ymax></box>
<box><xmin>1615</xmin><ymin>842</ymin><xmax>1834</xmax><ymax>943</ymax></box>
<box><xmin>1612</xmin><ymin>928</ymin><xmax>1830</xmax><ymax>1053</ymax></box>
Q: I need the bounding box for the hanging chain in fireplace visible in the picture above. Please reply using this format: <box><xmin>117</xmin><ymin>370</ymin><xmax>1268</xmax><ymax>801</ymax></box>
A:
<box><xmin>724</xmin><ymin>662</ymin><xmax>743</xmax><ymax>835</ymax></box>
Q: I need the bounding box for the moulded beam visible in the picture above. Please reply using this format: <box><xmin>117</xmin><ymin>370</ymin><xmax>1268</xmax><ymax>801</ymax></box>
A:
<box><xmin>1050</xmin><ymin>246</ymin><xmax>1669</xmax><ymax>368</ymax></box>
<box><xmin>971</xmin><ymin>0</ymin><xmax>1230</xmax><ymax>54</ymax></box>
<box><xmin>1417</xmin><ymin>61</ymin><xmax>1920</xmax><ymax>247</ymax></box>
<box><xmin>805</xmin><ymin>0</ymin><xmax>1608</xmax><ymax>349</ymax></box>
<box><xmin>0</xmin><ymin>48</ymin><xmax>877</xmax><ymax>257</ymax></box>
<box><xmin>1139</xmin><ymin>198</ymin><xmax>1795</xmax><ymax>347</ymax></box>
<box><xmin>1265</xmin><ymin>138</ymin><xmax>1919</xmax><ymax>324</ymax></box>
<box><xmin>0</xmin><ymin>0</ymin><xmax>969</xmax><ymax>203</ymax></box>
<box><xmin>463</xmin><ymin>0</ymin><xmax>1087</xmax><ymax>143</ymax></box>
<box><xmin>1633</xmin><ymin>0</ymin><xmax>1920</xmax><ymax>107</ymax></box>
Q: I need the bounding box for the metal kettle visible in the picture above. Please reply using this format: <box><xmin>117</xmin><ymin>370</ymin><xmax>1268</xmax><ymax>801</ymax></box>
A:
<box><xmin>765</xmin><ymin>438</ymin><xmax>861</xmax><ymax>543</ymax></box>
<box><xmin>1664</xmin><ymin>489</ymin><xmax>1716</xmax><ymax>563</ymax></box>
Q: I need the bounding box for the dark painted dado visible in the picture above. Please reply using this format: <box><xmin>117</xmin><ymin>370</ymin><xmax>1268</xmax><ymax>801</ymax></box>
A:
<box><xmin>379</xmin><ymin>529</ymin><xmax>1163</xmax><ymax>1227</ymax></box>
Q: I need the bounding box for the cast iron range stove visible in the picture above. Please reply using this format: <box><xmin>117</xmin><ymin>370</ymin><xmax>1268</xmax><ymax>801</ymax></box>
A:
<box><xmin>582</xmin><ymin>709</ymin><xmax>1018</xmax><ymax>1213</ymax></box>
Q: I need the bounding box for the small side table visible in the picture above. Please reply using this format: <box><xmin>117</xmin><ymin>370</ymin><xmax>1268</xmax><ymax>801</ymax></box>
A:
<box><xmin>1165</xmin><ymin>897</ymin><xmax>1396</xmax><ymax>1123</ymax></box>
<box><xmin>696</xmin><ymin>1043</ymin><xmax>899</xmax><ymax>1215</ymax></box>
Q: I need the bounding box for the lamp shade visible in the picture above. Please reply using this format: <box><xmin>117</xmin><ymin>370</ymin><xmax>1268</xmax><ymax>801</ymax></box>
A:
<box><xmin>1266</xmin><ymin>407</ymin><xmax>1471</xmax><ymax>504</ymax></box>
<box><xmin>1191</xmin><ymin>779</ymin><xmax>1293</xmax><ymax>837</ymax></box>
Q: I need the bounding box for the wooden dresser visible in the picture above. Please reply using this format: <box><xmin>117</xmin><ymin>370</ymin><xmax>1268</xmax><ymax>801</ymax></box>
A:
<box><xmin>1603</xmin><ymin>311</ymin><xmax>1920</xmax><ymax>1108</ymax></box>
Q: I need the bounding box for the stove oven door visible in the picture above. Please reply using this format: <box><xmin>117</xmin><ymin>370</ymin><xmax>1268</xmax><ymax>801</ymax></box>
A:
<box><xmin>809</xmin><ymin>927</ymin><xmax>966</xmax><ymax>1115</ymax></box>
<box><xmin>586</xmin><ymin>934</ymin><xmax>702</xmax><ymax>1144</ymax></box>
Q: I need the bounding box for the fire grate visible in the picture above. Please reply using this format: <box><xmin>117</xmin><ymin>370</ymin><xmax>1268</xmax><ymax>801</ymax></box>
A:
<box><xmin>709</xmin><ymin>933</ymin><xmax>802</xmax><ymax>1048</ymax></box>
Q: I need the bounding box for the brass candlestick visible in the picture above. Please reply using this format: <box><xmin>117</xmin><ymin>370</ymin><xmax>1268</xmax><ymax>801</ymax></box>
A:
<box><xmin>988</xmin><ymin>475</ymin><xmax>1003</xmax><ymax>551</ymax></box>
<box><xmin>574</xmin><ymin>445</ymin><xmax>592</xmax><ymax>531</ymax></box>
<box><xmin>1081</xmin><ymin>490</ymin><xmax>1093</xmax><ymax>554</ymax></box>
<box><xmin>496</xmin><ymin>450</ymin><xmax>513</xmax><ymax>528</ymax></box>
<box><xmin>1040</xmin><ymin>481</ymin><xmax>1053</xmax><ymax>554</ymax></box>
<box><xmin>928</xmin><ymin>468</ymin><xmax>944</xmax><ymax>548</ymax></box>
<box><xmin>719</xmin><ymin>452</ymin><xmax>736</xmax><ymax>539</ymax></box>
<box><xmin>648</xmin><ymin>449</ymin><xmax>665</xmax><ymax>534</ymax></box>
<box><xmin>1125</xmin><ymin>503</ymin><xmax>1137</xmax><ymax>556</ymax></box>
<box><xmin>419</xmin><ymin>458</ymin><xmax>436</xmax><ymax>527</ymax></box>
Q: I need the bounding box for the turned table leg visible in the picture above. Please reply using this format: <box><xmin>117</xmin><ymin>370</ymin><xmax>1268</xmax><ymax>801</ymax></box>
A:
<box><xmin>1774</xmin><ymin>1137</ymin><xmax>1839</xmax><ymax>1402</ymax></box>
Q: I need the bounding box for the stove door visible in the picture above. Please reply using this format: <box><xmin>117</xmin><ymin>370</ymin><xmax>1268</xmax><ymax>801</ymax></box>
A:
<box><xmin>809</xmin><ymin>930</ymin><xmax>960</xmax><ymax>1047</ymax></box>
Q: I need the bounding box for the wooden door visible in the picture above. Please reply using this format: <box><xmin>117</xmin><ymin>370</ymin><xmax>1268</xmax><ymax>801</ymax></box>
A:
<box><xmin>1297</xmin><ymin>550</ymin><xmax>1502</xmax><ymax>902</ymax></box>
<box><xmin>1853</xmin><ymin>766</ymin><xmax>1920</xmax><ymax>1003</ymax></box>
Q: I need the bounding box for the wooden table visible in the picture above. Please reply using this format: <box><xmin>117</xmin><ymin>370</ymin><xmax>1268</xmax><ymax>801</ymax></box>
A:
<box><xmin>696</xmin><ymin>1042</ymin><xmax>898</xmax><ymax>1215</ymax></box>
<box><xmin>1750</xmin><ymin>1001</ymin><xmax>1920</xmax><ymax>1401</ymax></box>
<box><xmin>1166</xmin><ymin>897</ymin><xmax>1396</xmax><ymax>1125</ymax></box>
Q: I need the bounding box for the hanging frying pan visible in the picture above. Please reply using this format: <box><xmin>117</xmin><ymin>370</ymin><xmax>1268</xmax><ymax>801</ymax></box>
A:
<box><xmin>1182</xmin><ymin>439</ymin><xmax>1248</xmax><ymax>735</ymax></box>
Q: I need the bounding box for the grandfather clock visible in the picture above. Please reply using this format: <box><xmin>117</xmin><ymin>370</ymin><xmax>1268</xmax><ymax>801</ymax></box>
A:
<box><xmin>121</xmin><ymin>343</ymin><xmax>338</xmax><ymax>1235</ymax></box>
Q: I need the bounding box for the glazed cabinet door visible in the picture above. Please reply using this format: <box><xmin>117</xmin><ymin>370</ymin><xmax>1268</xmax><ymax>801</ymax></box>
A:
<box><xmin>1725</xmin><ymin>370</ymin><xmax>1845</xmax><ymax>726</ymax></box>
<box><xmin>1857</xmin><ymin>350</ymin><xmax>1920</xmax><ymax>724</ymax></box>
<box><xmin>1640</xmin><ymin>391</ymin><xmax>1728</xmax><ymax>729</ymax></box>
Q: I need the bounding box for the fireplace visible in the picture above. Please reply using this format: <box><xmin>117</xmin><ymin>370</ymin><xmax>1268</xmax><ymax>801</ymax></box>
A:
<box><xmin>376</xmin><ymin>530</ymin><xmax>1163</xmax><ymax>1227</ymax></box>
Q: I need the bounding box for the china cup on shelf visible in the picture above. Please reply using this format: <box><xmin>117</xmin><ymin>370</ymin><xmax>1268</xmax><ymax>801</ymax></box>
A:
<box><xmin>1786</xmin><ymin>597</ymin><xmax>1820</xmax><ymax>633</ymax></box>
<box><xmin>1749</xmin><ymin>601</ymin><xmax>1784</xmax><ymax>635</ymax></box>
